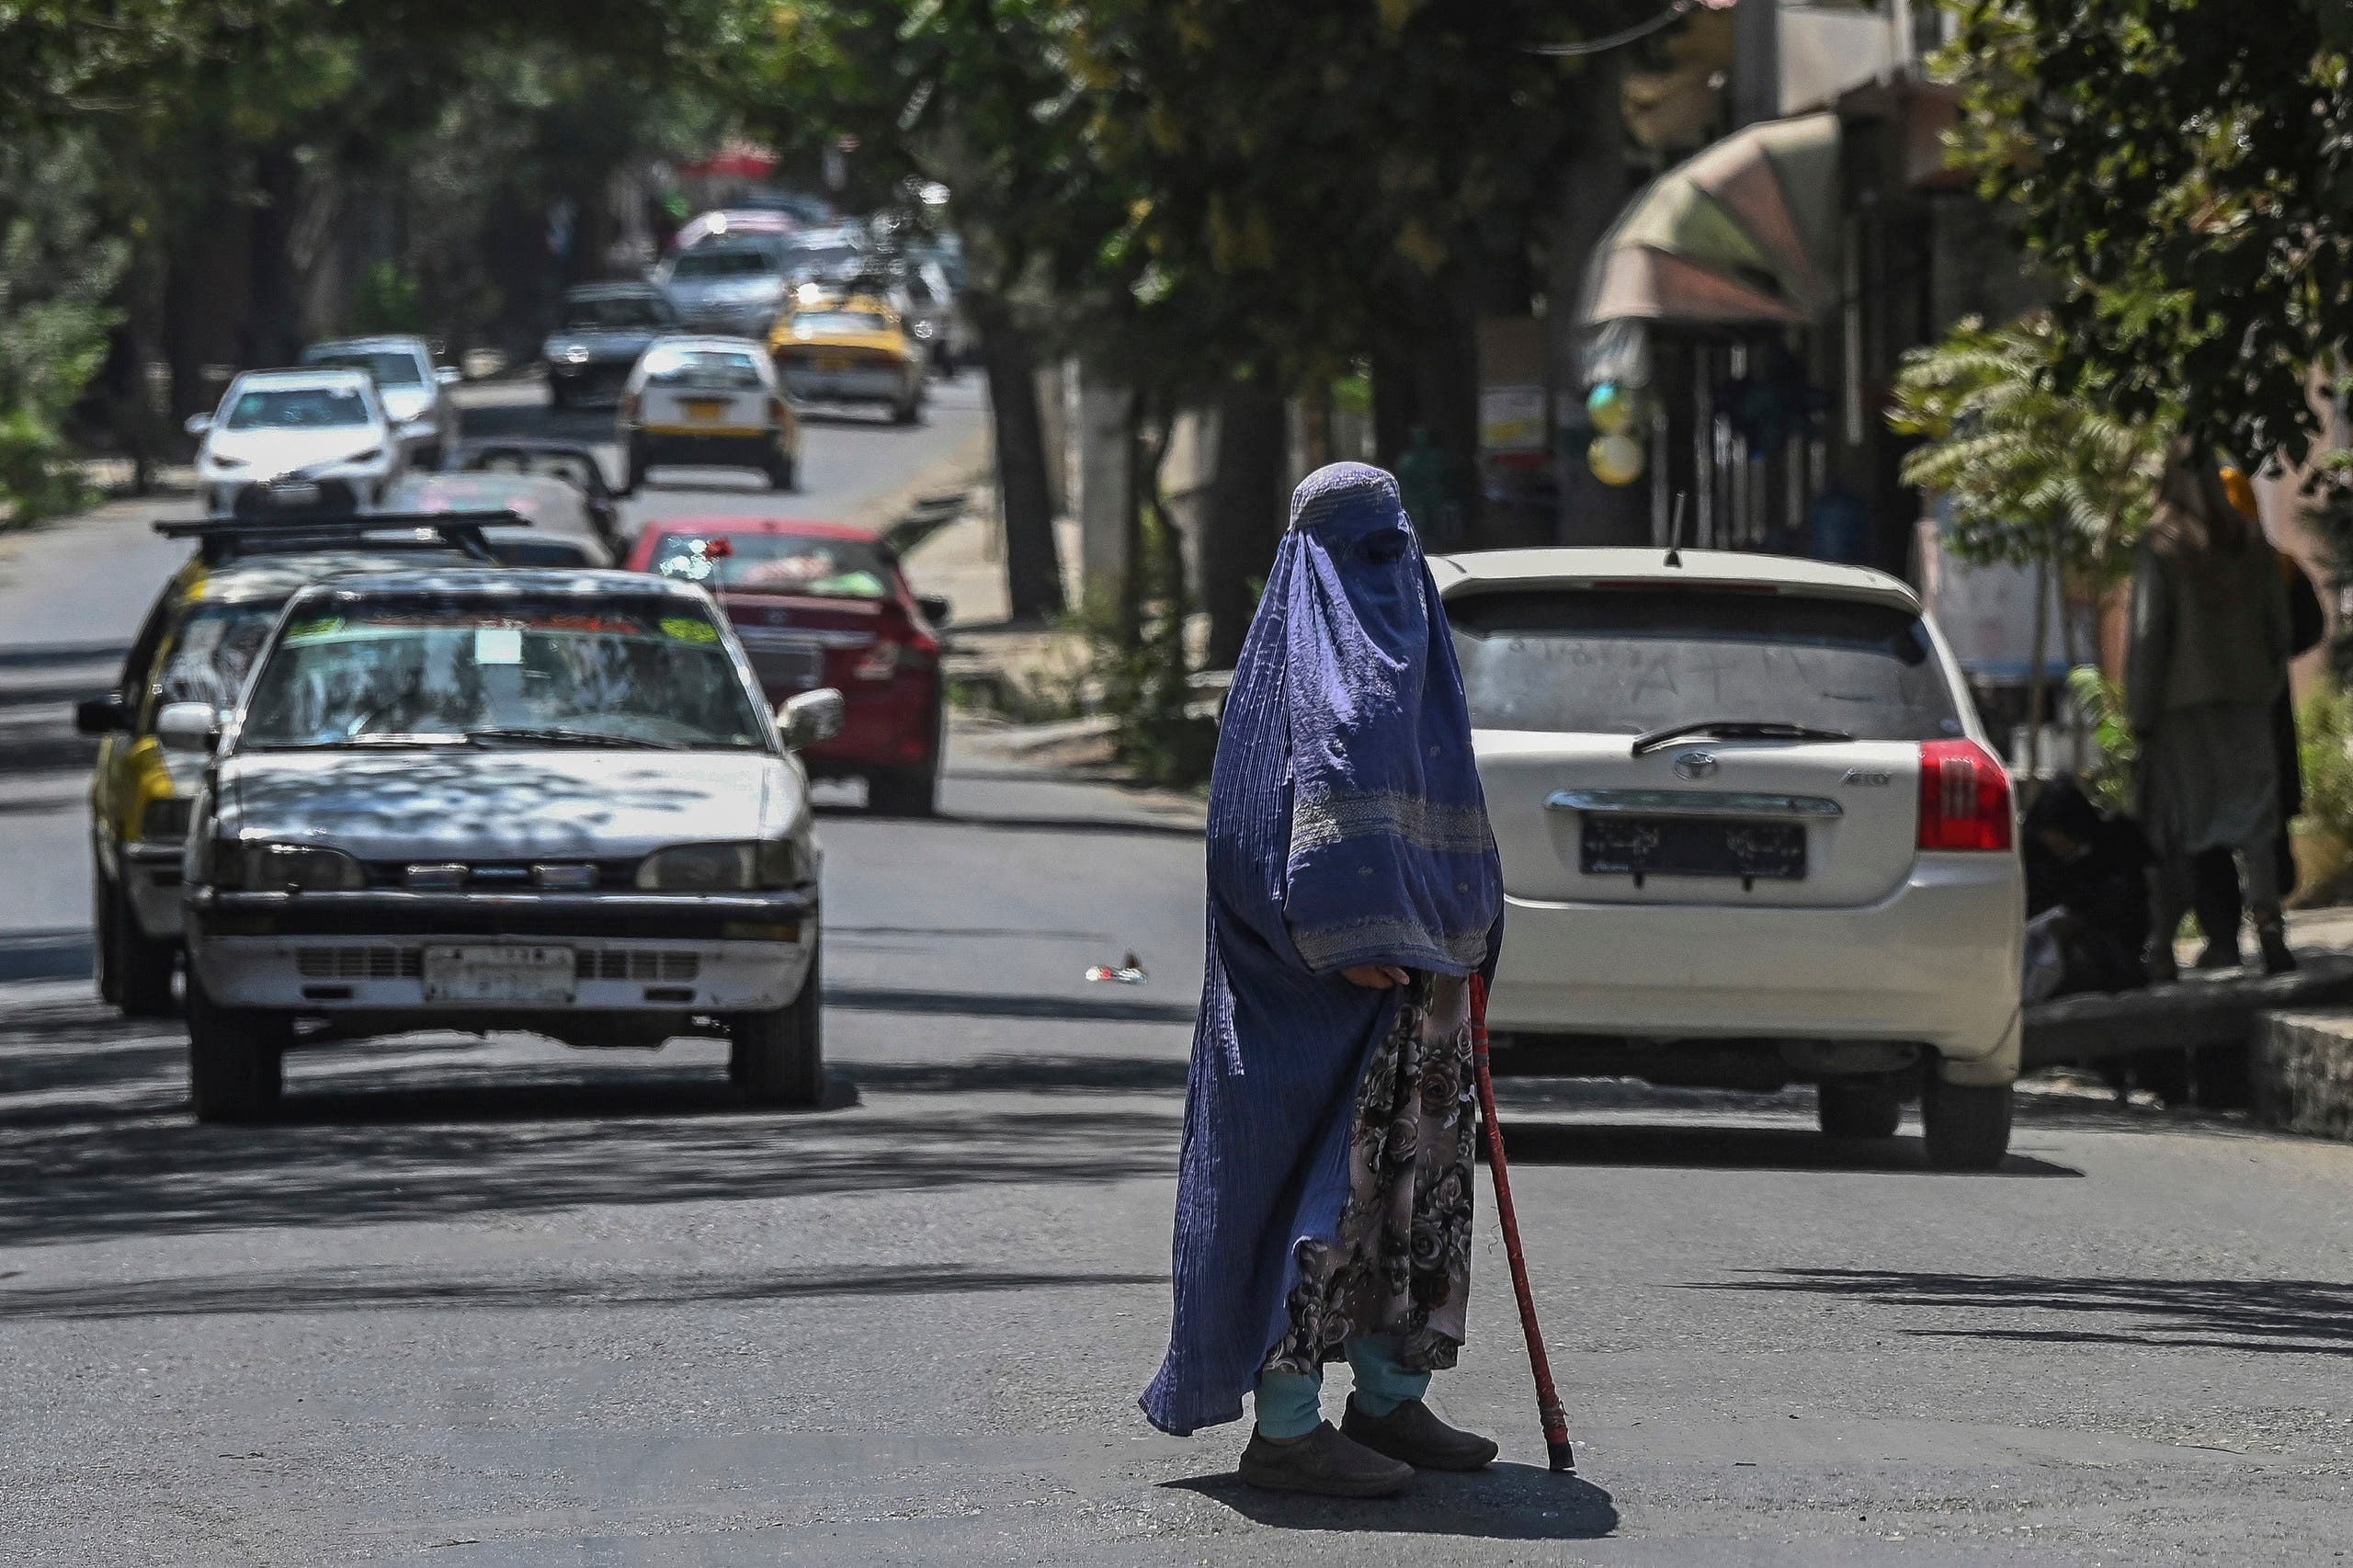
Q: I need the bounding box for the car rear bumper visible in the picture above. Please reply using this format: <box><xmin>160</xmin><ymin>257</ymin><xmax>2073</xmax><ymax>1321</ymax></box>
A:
<box><xmin>548</xmin><ymin>360</ymin><xmax>632</xmax><ymax>402</ymax></box>
<box><xmin>780</xmin><ymin>367</ymin><xmax>907</xmax><ymax>404</ymax></box>
<box><xmin>1485</xmin><ymin>852</ymin><xmax>2023</xmax><ymax>1080</ymax></box>
<box><xmin>772</xmin><ymin>679</ymin><xmax>938</xmax><ymax>772</ymax></box>
<box><xmin>632</xmin><ymin>429</ymin><xmax>784</xmax><ymax>467</ymax></box>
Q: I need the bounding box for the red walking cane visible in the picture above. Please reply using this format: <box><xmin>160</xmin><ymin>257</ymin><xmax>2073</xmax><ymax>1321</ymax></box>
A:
<box><xmin>1470</xmin><ymin>973</ymin><xmax>1574</xmax><ymax>1472</ymax></box>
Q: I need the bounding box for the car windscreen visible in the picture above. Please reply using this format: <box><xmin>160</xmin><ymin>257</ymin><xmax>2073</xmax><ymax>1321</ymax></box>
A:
<box><xmin>649</xmin><ymin>532</ymin><xmax>893</xmax><ymax>600</ymax></box>
<box><xmin>671</xmin><ymin>248</ymin><xmax>777</xmax><ymax>279</ymax></box>
<box><xmin>1448</xmin><ymin>585</ymin><xmax>1963</xmax><ymax>741</ymax></box>
<box><xmin>239</xmin><ymin>596</ymin><xmax>769</xmax><ymax>750</ymax></box>
<box><xmin>788</xmin><ymin>312</ymin><xmax>891</xmax><ymax>337</ymax></box>
<box><xmin>642</xmin><ymin>350</ymin><xmax>765</xmax><ymax>389</ymax></box>
<box><xmin>224</xmin><ymin>387</ymin><xmax>372</xmax><ymax>430</ymax></box>
<box><xmin>151</xmin><ymin>600</ymin><xmax>286</xmax><ymax>718</ymax></box>
<box><xmin>562</xmin><ymin>294</ymin><xmax>667</xmax><ymax>329</ymax></box>
<box><xmin>304</xmin><ymin>349</ymin><xmax>424</xmax><ymax>386</ymax></box>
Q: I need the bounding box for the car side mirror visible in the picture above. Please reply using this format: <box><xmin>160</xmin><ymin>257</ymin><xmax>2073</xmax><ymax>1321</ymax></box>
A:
<box><xmin>915</xmin><ymin>594</ymin><xmax>952</xmax><ymax>627</ymax></box>
<box><xmin>74</xmin><ymin>693</ymin><xmax>131</xmax><ymax>735</ymax></box>
<box><xmin>155</xmin><ymin>701</ymin><xmax>222</xmax><ymax>754</ymax></box>
<box><xmin>183</xmin><ymin>413</ymin><xmax>212</xmax><ymax>437</ymax></box>
<box><xmin>436</xmin><ymin>366</ymin><xmax>463</xmax><ymax>386</ymax></box>
<box><xmin>777</xmin><ymin>687</ymin><xmax>846</xmax><ymax>750</ymax></box>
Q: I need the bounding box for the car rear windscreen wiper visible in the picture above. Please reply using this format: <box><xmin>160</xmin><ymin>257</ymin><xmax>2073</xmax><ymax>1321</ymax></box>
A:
<box><xmin>465</xmin><ymin>726</ymin><xmax>683</xmax><ymax>750</ymax></box>
<box><xmin>1630</xmin><ymin>720</ymin><xmax>1856</xmax><ymax>756</ymax></box>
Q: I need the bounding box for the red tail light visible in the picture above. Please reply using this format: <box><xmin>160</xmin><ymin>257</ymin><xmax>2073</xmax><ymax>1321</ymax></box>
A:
<box><xmin>620</xmin><ymin>392</ymin><xmax>640</xmax><ymax>425</ymax></box>
<box><xmin>852</xmin><ymin>639</ymin><xmax>901</xmax><ymax>681</ymax></box>
<box><xmin>1916</xmin><ymin>739</ymin><xmax>2014</xmax><ymax>852</ymax></box>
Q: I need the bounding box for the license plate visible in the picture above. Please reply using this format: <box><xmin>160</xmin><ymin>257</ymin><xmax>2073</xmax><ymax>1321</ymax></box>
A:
<box><xmin>422</xmin><ymin>943</ymin><xmax>576</xmax><ymax>1004</ymax></box>
<box><xmin>682</xmin><ymin>398</ymin><xmax>726</xmax><ymax>421</ymax></box>
<box><xmin>813</xmin><ymin>353</ymin><xmax>852</xmax><ymax>371</ymax></box>
<box><xmin>1580</xmin><ymin>814</ymin><xmax>1807</xmax><ymax>881</ymax></box>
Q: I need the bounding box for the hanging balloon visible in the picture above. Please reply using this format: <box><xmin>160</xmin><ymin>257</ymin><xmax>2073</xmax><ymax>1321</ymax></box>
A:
<box><xmin>1586</xmin><ymin>381</ymin><xmax>1636</xmax><ymax>436</ymax></box>
<box><xmin>1588</xmin><ymin>433</ymin><xmax>1645</xmax><ymax>487</ymax></box>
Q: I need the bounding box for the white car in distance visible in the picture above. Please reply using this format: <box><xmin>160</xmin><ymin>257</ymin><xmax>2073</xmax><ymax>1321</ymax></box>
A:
<box><xmin>1438</xmin><ymin>547</ymin><xmax>2025</xmax><ymax>1170</ymax></box>
<box><xmin>301</xmin><ymin>335</ymin><xmax>461</xmax><ymax>461</ymax></box>
<box><xmin>188</xmin><ymin>368</ymin><xmax>407</xmax><ymax>517</ymax></box>
<box><xmin>165</xmin><ymin>567</ymin><xmax>842</xmax><ymax>1122</ymax></box>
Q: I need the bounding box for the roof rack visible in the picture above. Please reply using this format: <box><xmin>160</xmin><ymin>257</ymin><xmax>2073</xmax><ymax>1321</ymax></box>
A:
<box><xmin>154</xmin><ymin>510</ymin><xmax>531</xmax><ymax>566</ymax></box>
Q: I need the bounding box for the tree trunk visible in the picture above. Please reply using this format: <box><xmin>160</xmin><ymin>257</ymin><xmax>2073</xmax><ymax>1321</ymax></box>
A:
<box><xmin>968</xmin><ymin>291</ymin><xmax>1064</xmax><ymax>622</ymax></box>
<box><xmin>1201</xmin><ymin>369</ymin><xmax>1286</xmax><ymax>668</ymax></box>
<box><xmin>242</xmin><ymin>143</ymin><xmax>305</xmax><ymax>369</ymax></box>
<box><xmin>2025</xmin><ymin>545</ymin><xmax>2052</xmax><ymax>787</ymax></box>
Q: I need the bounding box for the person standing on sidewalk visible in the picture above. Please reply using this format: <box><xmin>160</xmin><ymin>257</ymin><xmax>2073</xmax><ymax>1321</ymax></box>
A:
<box><xmin>1141</xmin><ymin>462</ymin><xmax>1506</xmax><ymax>1498</ymax></box>
<box><xmin>2186</xmin><ymin>464</ymin><xmax>2325</xmax><ymax>965</ymax></box>
<box><xmin>2129</xmin><ymin>452</ymin><xmax>2297</xmax><ymax>978</ymax></box>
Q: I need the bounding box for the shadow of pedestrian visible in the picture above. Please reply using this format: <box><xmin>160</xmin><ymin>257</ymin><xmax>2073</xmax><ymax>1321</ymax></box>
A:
<box><xmin>1163</xmin><ymin>1464</ymin><xmax>1616</xmax><ymax>1540</ymax></box>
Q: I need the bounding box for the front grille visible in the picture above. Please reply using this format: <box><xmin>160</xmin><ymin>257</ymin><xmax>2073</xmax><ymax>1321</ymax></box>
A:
<box><xmin>576</xmin><ymin>950</ymin><xmax>699</xmax><ymax>983</ymax></box>
<box><xmin>294</xmin><ymin>946</ymin><xmax>421</xmax><ymax>980</ymax></box>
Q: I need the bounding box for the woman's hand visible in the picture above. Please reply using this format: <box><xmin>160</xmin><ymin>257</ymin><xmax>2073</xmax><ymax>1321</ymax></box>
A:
<box><xmin>1340</xmin><ymin>964</ymin><xmax>1413</xmax><ymax>989</ymax></box>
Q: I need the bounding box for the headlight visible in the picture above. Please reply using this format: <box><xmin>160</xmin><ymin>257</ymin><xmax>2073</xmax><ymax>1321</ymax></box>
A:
<box><xmin>216</xmin><ymin>841</ymin><xmax>366</xmax><ymax>892</ymax></box>
<box><xmin>635</xmin><ymin>840</ymin><xmax>806</xmax><ymax>891</ymax></box>
<box><xmin>562</xmin><ymin>346</ymin><xmax>591</xmax><ymax>365</ymax></box>
<box><xmin>138</xmin><ymin>797</ymin><xmax>192</xmax><ymax>843</ymax></box>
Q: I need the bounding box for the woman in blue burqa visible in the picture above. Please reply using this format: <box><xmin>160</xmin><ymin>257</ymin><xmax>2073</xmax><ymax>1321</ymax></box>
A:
<box><xmin>1141</xmin><ymin>462</ymin><xmax>1504</xmax><ymax>1498</ymax></box>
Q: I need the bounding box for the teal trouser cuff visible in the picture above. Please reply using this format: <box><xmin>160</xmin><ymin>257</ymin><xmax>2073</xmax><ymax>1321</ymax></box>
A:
<box><xmin>1254</xmin><ymin>1335</ymin><xmax>1431</xmax><ymax>1437</ymax></box>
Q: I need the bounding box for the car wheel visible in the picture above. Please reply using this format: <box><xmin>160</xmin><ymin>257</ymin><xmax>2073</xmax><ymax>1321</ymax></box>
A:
<box><xmin>766</xmin><ymin>451</ymin><xmax>798</xmax><ymax>491</ymax></box>
<box><xmin>867</xmin><ymin>764</ymin><xmax>939</xmax><ymax>817</ymax></box>
<box><xmin>1921</xmin><ymin>1076</ymin><xmax>2012</xmax><ymax>1171</ymax></box>
<box><xmin>101</xmin><ymin>867</ymin><xmax>178</xmax><ymax>1017</ymax></box>
<box><xmin>625</xmin><ymin>438</ymin><xmax>650</xmax><ymax>495</ymax></box>
<box><xmin>549</xmin><ymin>380</ymin><xmax>571</xmax><ymax>411</ymax></box>
<box><xmin>892</xmin><ymin>389</ymin><xmax>922</xmax><ymax>426</ymax></box>
<box><xmin>729</xmin><ymin>944</ymin><xmax>824</xmax><ymax>1108</ymax></box>
<box><xmin>1816</xmin><ymin>1076</ymin><xmax>1903</xmax><ymax>1140</ymax></box>
<box><xmin>186</xmin><ymin>974</ymin><xmax>287</xmax><ymax>1123</ymax></box>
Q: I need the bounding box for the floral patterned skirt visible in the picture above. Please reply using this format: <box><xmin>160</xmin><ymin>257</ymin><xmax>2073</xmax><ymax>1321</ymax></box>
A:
<box><xmin>1263</xmin><ymin>972</ymin><xmax>1477</xmax><ymax>1375</ymax></box>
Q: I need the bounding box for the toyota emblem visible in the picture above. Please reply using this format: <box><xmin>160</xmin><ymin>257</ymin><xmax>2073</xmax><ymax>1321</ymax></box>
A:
<box><xmin>1674</xmin><ymin>751</ymin><xmax>1719</xmax><ymax>780</ymax></box>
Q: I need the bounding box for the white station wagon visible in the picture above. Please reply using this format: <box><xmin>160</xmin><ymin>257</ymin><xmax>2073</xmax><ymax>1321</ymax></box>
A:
<box><xmin>165</xmin><ymin>568</ymin><xmax>841</xmax><ymax>1121</ymax></box>
<box><xmin>1437</xmin><ymin>547</ymin><xmax>2024</xmax><ymax>1169</ymax></box>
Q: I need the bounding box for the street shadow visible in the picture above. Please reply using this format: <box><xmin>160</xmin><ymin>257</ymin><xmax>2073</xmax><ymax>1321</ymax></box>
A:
<box><xmin>932</xmin><ymin>811</ymin><xmax>1203</xmax><ymax>840</ymax></box>
<box><xmin>0</xmin><ymin>1260</ymin><xmax>1165</xmax><ymax>1322</ymax></box>
<box><xmin>0</xmin><ymin>641</ymin><xmax>133</xmax><ymax>670</ymax></box>
<box><xmin>0</xmin><ymin>997</ymin><xmax>1184</xmax><ymax>1245</ymax></box>
<box><xmin>1692</xmin><ymin>1268</ymin><xmax>2353</xmax><ymax>1357</ymax></box>
<box><xmin>826</xmin><ymin>984</ymin><xmax>1196</xmax><ymax>1026</ymax></box>
<box><xmin>1165</xmin><ymin>1465</ymin><xmax>1616</xmax><ymax>1540</ymax></box>
<box><xmin>1491</xmin><ymin>1121</ymin><xmax>2082</xmax><ymax>1177</ymax></box>
<box><xmin>853</xmin><ymin>1053</ymin><xmax>1188</xmax><ymax>1096</ymax></box>
<box><xmin>0</xmin><ymin>928</ymin><xmax>96</xmax><ymax>983</ymax></box>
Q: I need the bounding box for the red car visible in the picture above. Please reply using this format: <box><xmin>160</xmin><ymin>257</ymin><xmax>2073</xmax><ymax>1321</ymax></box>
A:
<box><xmin>626</xmin><ymin>517</ymin><xmax>948</xmax><ymax>813</ymax></box>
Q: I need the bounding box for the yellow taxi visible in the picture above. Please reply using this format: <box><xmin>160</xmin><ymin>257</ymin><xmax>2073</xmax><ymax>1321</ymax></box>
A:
<box><xmin>767</xmin><ymin>291</ymin><xmax>927</xmax><ymax>425</ymax></box>
<box><xmin>74</xmin><ymin>521</ymin><xmax>502</xmax><ymax>1015</ymax></box>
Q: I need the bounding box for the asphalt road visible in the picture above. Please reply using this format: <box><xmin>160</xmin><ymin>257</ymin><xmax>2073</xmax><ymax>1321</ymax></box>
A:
<box><xmin>6</xmin><ymin>380</ymin><xmax>2353</xmax><ymax>1564</ymax></box>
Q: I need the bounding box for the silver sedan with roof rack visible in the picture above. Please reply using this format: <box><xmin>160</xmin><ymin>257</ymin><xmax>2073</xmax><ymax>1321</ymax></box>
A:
<box><xmin>168</xmin><ymin>566</ymin><xmax>843</xmax><ymax>1121</ymax></box>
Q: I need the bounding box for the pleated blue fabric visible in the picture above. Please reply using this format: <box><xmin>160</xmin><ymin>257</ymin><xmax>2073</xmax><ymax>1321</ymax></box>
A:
<box><xmin>1140</xmin><ymin>462</ymin><xmax>1502</xmax><ymax>1437</ymax></box>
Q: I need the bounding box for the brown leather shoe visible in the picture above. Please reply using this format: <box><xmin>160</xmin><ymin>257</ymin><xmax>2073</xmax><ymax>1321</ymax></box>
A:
<box><xmin>1236</xmin><ymin>1421</ymin><xmax>1414</xmax><ymax>1497</ymax></box>
<box><xmin>1341</xmin><ymin>1396</ymin><xmax>1499</xmax><ymax>1471</ymax></box>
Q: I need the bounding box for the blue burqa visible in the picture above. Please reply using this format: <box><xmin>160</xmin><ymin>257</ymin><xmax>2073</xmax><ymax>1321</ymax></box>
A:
<box><xmin>1141</xmin><ymin>462</ymin><xmax>1503</xmax><ymax>1437</ymax></box>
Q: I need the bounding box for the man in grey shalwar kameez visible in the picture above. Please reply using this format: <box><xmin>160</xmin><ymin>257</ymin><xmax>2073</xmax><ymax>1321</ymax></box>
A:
<box><xmin>2128</xmin><ymin>456</ymin><xmax>2296</xmax><ymax>978</ymax></box>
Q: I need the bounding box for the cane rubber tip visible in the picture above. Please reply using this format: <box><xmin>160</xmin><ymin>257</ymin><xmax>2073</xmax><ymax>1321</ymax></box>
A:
<box><xmin>1547</xmin><ymin>1439</ymin><xmax>1576</xmax><ymax>1473</ymax></box>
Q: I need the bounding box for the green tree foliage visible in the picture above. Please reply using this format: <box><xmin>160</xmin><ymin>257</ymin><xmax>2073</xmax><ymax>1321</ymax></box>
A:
<box><xmin>1890</xmin><ymin>311</ymin><xmax>2173</xmax><ymax>775</ymax></box>
<box><xmin>1941</xmin><ymin>1</ymin><xmax>2353</xmax><ymax>463</ymax></box>
<box><xmin>1890</xmin><ymin>312</ymin><xmax>2170</xmax><ymax>586</ymax></box>
<box><xmin>0</xmin><ymin>131</ymin><xmax>126</xmax><ymax>525</ymax></box>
